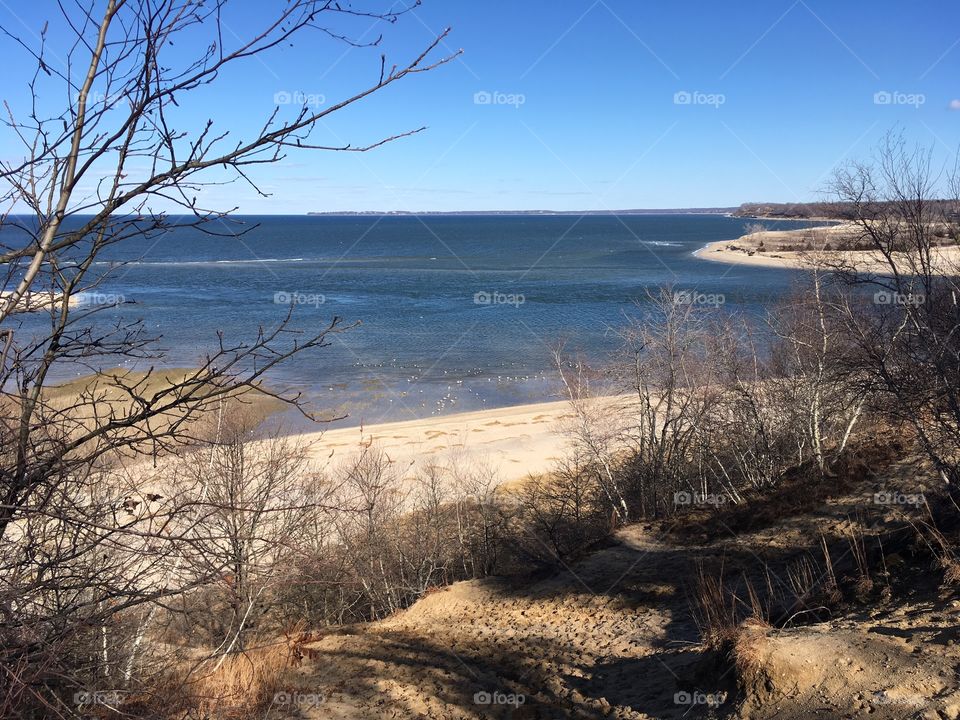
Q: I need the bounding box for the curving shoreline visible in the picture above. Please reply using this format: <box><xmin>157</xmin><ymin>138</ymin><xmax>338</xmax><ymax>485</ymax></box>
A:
<box><xmin>693</xmin><ymin>238</ymin><xmax>817</xmax><ymax>269</ymax></box>
<box><xmin>693</xmin><ymin>222</ymin><xmax>960</xmax><ymax>273</ymax></box>
<box><xmin>693</xmin><ymin>221</ymin><xmax>850</xmax><ymax>270</ymax></box>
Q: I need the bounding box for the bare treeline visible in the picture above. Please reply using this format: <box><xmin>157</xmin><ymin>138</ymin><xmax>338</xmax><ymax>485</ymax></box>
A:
<box><xmin>556</xmin><ymin>134</ymin><xmax>959</xmax><ymax>524</ymax></box>
<box><xmin>554</xmin><ymin>279</ymin><xmax>868</xmax><ymax>521</ymax></box>
<box><xmin>735</xmin><ymin>198</ymin><xmax>960</xmax><ymax>222</ymax></box>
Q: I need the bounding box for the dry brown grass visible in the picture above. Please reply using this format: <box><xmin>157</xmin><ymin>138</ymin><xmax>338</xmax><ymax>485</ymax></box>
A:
<box><xmin>183</xmin><ymin>640</ymin><xmax>297</xmax><ymax>719</ymax></box>
<box><xmin>942</xmin><ymin>558</ymin><xmax>960</xmax><ymax>587</ymax></box>
<box><xmin>693</xmin><ymin>563</ymin><xmax>739</xmax><ymax>649</ymax></box>
<box><xmin>693</xmin><ymin>563</ymin><xmax>773</xmax><ymax>651</ymax></box>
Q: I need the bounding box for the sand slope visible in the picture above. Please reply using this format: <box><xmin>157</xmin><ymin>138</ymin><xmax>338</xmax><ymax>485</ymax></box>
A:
<box><xmin>277</xmin><ymin>464</ymin><xmax>960</xmax><ymax>719</ymax></box>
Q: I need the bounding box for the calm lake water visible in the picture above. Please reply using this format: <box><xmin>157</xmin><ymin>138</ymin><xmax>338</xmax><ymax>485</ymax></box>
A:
<box><xmin>6</xmin><ymin>214</ymin><xmax>824</xmax><ymax>428</ymax></box>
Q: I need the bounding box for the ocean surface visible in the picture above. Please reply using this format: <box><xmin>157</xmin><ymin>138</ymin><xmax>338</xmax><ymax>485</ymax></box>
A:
<box><xmin>7</xmin><ymin>214</ymin><xmax>826</xmax><ymax>428</ymax></box>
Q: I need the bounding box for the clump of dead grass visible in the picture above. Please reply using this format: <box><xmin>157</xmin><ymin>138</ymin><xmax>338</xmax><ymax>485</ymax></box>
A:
<box><xmin>185</xmin><ymin>640</ymin><xmax>297</xmax><ymax>719</ymax></box>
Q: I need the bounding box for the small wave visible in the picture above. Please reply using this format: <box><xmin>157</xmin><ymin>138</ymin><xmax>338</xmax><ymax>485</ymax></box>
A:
<box><xmin>642</xmin><ymin>241</ymin><xmax>680</xmax><ymax>247</ymax></box>
<box><xmin>94</xmin><ymin>257</ymin><xmax>308</xmax><ymax>267</ymax></box>
<box><xmin>212</xmin><ymin>257</ymin><xmax>305</xmax><ymax>264</ymax></box>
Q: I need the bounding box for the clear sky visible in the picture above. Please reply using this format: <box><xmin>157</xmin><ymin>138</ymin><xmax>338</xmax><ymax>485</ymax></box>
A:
<box><xmin>2</xmin><ymin>0</ymin><xmax>959</xmax><ymax>213</ymax></box>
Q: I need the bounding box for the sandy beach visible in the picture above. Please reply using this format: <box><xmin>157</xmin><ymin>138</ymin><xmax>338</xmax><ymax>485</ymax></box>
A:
<box><xmin>73</xmin><ymin>372</ymin><xmax>626</xmax><ymax>492</ymax></box>
<box><xmin>296</xmin><ymin>398</ymin><xmax>584</xmax><ymax>483</ymax></box>
<box><xmin>0</xmin><ymin>289</ymin><xmax>87</xmax><ymax>312</ymax></box>
<box><xmin>281</xmin><ymin>394</ymin><xmax>635</xmax><ymax>486</ymax></box>
<box><xmin>694</xmin><ymin>222</ymin><xmax>960</xmax><ymax>273</ymax></box>
<box><xmin>693</xmin><ymin>238</ymin><xmax>821</xmax><ymax>270</ymax></box>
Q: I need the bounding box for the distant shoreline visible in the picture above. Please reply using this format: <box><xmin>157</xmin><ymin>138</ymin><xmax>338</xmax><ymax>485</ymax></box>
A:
<box><xmin>305</xmin><ymin>208</ymin><xmax>739</xmax><ymax>217</ymax></box>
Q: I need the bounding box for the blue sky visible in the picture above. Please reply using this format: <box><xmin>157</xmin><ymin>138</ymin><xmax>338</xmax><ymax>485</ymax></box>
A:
<box><xmin>2</xmin><ymin>0</ymin><xmax>959</xmax><ymax>212</ymax></box>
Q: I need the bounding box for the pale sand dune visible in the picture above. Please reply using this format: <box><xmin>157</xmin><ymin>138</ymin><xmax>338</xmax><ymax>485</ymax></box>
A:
<box><xmin>296</xmin><ymin>399</ymin><xmax>579</xmax><ymax>482</ymax></box>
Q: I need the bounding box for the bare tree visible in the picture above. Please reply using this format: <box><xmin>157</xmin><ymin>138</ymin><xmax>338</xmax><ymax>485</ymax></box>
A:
<box><xmin>553</xmin><ymin>343</ymin><xmax>631</xmax><ymax>522</ymax></box>
<box><xmin>0</xmin><ymin>1</ymin><xmax>453</xmax><ymax>713</ymax></box>
<box><xmin>766</xmin><ymin>273</ymin><xmax>868</xmax><ymax>472</ymax></box>
<box><xmin>830</xmin><ymin>133</ymin><xmax>960</xmax><ymax>484</ymax></box>
<box><xmin>175</xmin><ymin>421</ymin><xmax>328</xmax><ymax>660</ymax></box>
<box><xmin>330</xmin><ymin>445</ymin><xmax>407</xmax><ymax>619</ymax></box>
<box><xmin>618</xmin><ymin>289</ymin><xmax>727</xmax><ymax>517</ymax></box>
<box><xmin>449</xmin><ymin>455</ymin><xmax>504</xmax><ymax>577</ymax></box>
<box><xmin>503</xmin><ymin>451</ymin><xmax>609</xmax><ymax>566</ymax></box>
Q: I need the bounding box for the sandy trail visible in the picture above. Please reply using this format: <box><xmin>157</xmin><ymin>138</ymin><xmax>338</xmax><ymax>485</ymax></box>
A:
<box><xmin>292</xmin><ymin>524</ymin><xmax>707</xmax><ymax>719</ymax></box>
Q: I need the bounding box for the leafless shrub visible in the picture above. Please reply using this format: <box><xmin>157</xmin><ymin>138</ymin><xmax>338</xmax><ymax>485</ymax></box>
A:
<box><xmin>830</xmin><ymin>132</ymin><xmax>960</xmax><ymax>484</ymax></box>
<box><xmin>502</xmin><ymin>453</ymin><xmax>612</xmax><ymax>567</ymax></box>
<box><xmin>450</xmin><ymin>457</ymin><xmax>507</xmax><ymax>577</ymax></box>
<box><xmin>329</xmin><ymin>446</ymin><xmax>407</xmax><ymax>619</ymax></box>
<box><xmin>556</xmin><ymin>281</ymin><xmax>875</xmax><ymax>522</ymax></box>
<box><xmin>613</xmin><ymin>289</ymin><xmax>732</xmax><ymax>518</ymax></box>
<box><xmin>169</xmin><ymin>421</ymin><xmax>327</xmax><ymax>656</ymax></box>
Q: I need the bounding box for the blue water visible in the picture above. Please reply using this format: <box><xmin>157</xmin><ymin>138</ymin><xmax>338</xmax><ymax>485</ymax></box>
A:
<box><xmin>4</xmin><ymin>214</ymin><xmax>825</xmax><ymax>428</ymax></box>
